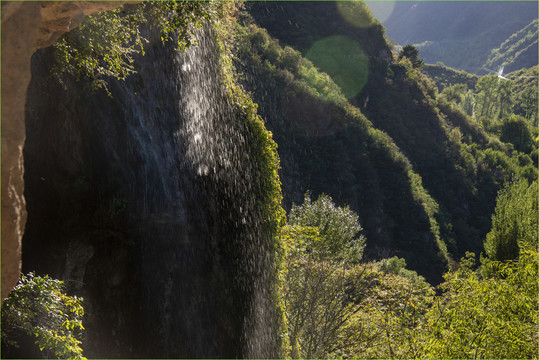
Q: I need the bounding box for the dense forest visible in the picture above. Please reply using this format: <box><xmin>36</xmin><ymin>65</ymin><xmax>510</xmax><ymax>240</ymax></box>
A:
<box><xmin>1</xmin><ymin>1</ymin><xmax>537</xmax><ymax>359</ymax></box>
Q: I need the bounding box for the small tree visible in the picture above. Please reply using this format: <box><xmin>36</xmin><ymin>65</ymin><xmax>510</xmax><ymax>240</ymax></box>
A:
<box><xmin>283</xmin><ymin>193</ymin><xmax>367</xmax><ymax>358</ymax></box>
<box><xmin>484</xmin><ymin>179</ymin><xmax>538</xmax><ymax>261</ymax></box>
<box><xmin>1</xmin><ymin>273</ymin><xmax>85</xmax><ymax>359</ymax></box>
<box><xmin>398</xmin><ymin>44</ymin><xmax>424</xmax><ymax>69</ymax></box>
<box><xmin>499</xmin><ymin>115</ymin><xmax>534</xmax><ymax>153</ymax></box>
<box><xmin>281</xmin><ymin>226</ymin><xmax>367</xmax><ymax>359</ymax></box>
<box><xmin>289</xmin><ymin>192</ymin><xmax>365</xmax><ymax>263</ymax></box>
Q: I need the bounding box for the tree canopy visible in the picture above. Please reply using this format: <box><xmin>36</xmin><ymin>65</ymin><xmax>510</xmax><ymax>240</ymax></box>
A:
<box><xmin>1</xmin><ymin>273</ymin><xmax>85</xmax><ymax>359</ymax></box>
<box><xmin>289</xmin><ymin>193</ymin><xmax>365</xmax><ymax>263</ymax></box>
<box><xmin>484</xmin><ymin>179</ymin><xmax>538</xmax><ymax>261</ymax></box>
<box><xmin>399</xmin><ymin>44</ymin><xmax>424</xmax><ymax>68</ymax></box>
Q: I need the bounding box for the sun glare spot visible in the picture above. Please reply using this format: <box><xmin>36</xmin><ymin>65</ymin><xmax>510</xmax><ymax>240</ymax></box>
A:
<box><xmin>365</xmin><ymin>1</ymin><xmax>396</xmax><ymax>24</ymax></box>
<box><xmin>305</xmin><ymin>35</ymin><xmax>369</xmax><ymax>99</ymax></box>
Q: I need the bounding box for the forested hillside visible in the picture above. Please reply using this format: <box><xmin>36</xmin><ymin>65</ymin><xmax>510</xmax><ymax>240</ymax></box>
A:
<box><xmin>248</xmin><ymin>0</ymin><xmax>536</xmax><ymax>263</ymax></box>
<box><xmin>484</xmin><ymin>19</ymin><xmax>538</xmax><ymax>73</ymax></box>
<box><xmin>422</xmin><ymin>63</ymin><xmax>479</xmax><ymax>91</ymax></box>
<box><xmin>233</xmin><ymin>21</ymin><xmax>448</xmax><ymax>283</ymax></box>
<box><xmin>244</xmin><ymin>4</ymin><xmax>537</xmax><ymax>357</ymax></box>
<box><xmin>379</xmin><ymin>1</ymin><xmax>538</xmax><ymax>73</ymax></box>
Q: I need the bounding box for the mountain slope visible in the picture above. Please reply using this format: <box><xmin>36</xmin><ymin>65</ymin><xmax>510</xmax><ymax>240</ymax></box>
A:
<box><xmin>233</xmin><ymin>23</ymin><xmax>449</xmax><ymax>283</ymax></box>
<box><xmin>379</xmin><ymin>1</ymin><xmax>538</xmax><ymax>73</ymax></box>
<box><xmin>422</xmin><ymin>63</ymin><xmax>479</xmax><ymax>91</ymax></box>
<box><xmin>248</xmin><ymin>1</ymin><xmax>536</xmax><ymax>263</ymax></box>
<box><xmin>484</xmin><ymin>19</ymin><xmax>538</xmax><ymax>73</ymax></box>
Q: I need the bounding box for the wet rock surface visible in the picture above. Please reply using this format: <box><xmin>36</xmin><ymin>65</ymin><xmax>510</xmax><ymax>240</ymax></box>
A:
<box><xmin>23</xmin><ymin>25</ymin><xmax>280</xmax><ymax>358</ymax></box>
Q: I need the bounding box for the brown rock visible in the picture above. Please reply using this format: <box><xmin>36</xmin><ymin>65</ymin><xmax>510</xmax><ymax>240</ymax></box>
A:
<box><xmin>1</xmin><ymin>0</ymin><xmax>138</xmax><ymax>302</ymax></box>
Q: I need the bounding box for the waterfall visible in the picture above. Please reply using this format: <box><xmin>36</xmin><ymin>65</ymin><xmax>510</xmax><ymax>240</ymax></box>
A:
<box><xmin>23</xmin><ymin>23</ymin><xmax>282</xmax><ymax>358</ymax></box>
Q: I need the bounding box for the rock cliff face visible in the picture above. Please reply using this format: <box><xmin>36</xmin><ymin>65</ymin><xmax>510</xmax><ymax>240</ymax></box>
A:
<box><xmin>1</xmin><ymin>0</ymin><xmax>136</xmax><ymax>302</ymax></box>
<box><xmin>22</xmin><ymin>23</ymin><xmax>282</xmax><ymax>358</ymax></box>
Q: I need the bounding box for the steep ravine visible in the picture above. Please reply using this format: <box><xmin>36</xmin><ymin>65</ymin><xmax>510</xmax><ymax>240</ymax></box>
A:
<box><xmin>22</xmin><ymin>24</ymin><xmax>283</xmax><ymax>358</ymax></box>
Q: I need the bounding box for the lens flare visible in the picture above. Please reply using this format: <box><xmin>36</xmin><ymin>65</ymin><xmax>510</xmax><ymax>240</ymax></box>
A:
<box><xmin>365</xmin><ymin>1</ymin><xmax>396</xmax><ymax>23</ymax></box>
<box><xmin>305</xmin><ymin>35</ymin><xmax>369</xmax><ymax>99</ymax></box>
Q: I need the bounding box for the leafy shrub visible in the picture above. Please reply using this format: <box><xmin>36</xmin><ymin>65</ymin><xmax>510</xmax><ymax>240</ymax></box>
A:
<box><xmin>331</xmin><ymin>262</ymin><xmax>435</xmax><ymax>359</ymax></box>
<box><xmin>1</xmin><ymin>273</ymin><xmax>85</xmax><ymax>359</ymax></box>
<box><xmin>499</xmin><ymin>114</ymin><xmax>535</xmax><ymax>153</ymax></box>
<box><xmin>289</xmin><ymin>192</ymin><xmax>365</xmax><ymax>264</ymax></box>
<box><xmin>53</xmin><ymin>2</ymin><xmax>213</xmax><ymax>92</ymax></box>
<box><xmin>484</xmin><ymin>179</ymin><xmax>538</xmax><ymax>261</ymax></box>
<box><xmin>422</xmin><ymin>250</ymin><xmax>538</xmax><ymax>359</ymax></box>
<box><xmin>377</xmin><ymin>256</ymin><xmax>426</xmax><ymax>284</ymax></box>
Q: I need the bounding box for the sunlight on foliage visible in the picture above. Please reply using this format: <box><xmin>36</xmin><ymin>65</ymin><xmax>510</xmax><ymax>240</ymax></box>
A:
<box><xmin>289</xmin><ymin>193</ymin><xmax>365</xmax><ymax>264</ymax></box>
<box><xmin>485</xmin><ymin>179</ymin><xmax>538</xmax><ymax>261</ymax></box>
<box><xmin>336</xmin><ymin>1</ymin><xmax>378</xmax><ymax>29</ymax></box>
<box><xmin>422</xmin><ymin>250</ymin><xmax>538</xmax><ymax>359</ymax></box>
<box><xmin>282</xmin><ymin>225</ymin><xmax>367</xmax><ymax>359</ymax></box>
<box><xmin>53</xmin><ymin>1</ymin><xmax>212</xmax><ymax>93</ymax></box>
<box><xmin>1</xmin><ymin>273</ymin><xmax>85</xmax><ymax>359</ymax></box>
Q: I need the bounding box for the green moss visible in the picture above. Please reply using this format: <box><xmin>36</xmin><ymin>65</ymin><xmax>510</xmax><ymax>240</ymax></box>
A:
<box><xmin>214</xmin><ymin>7</ymin><xmax>289</xmax><ymax>356</ymax></box>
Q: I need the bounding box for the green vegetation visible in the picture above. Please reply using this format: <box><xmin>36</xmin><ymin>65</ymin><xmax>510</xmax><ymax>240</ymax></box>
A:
<box><xmin>53</xmin><ymin>1</ymin><xmax>212</xmax><ymax>92</ymax></box>
<box><xmin>36</xmin><ymin>2</ymin><xmax>290</xmax><ymax>357</ymax></box>
<box><xmin>484</xmin><ymin>179</ymin><xmax>538</xmax><ymax>261</ymax></box>
<box><xmin>289</xmin><ymin>193</ymin><xmax>365</xmax><ymax>263</ymax></box>
<box><xmin>281</xmin><ymin>224</ymin><xmax>363</xmax><ymax>358</ymax></box>
<box><xmin>17</xmin><ymin>2</ymin><xmax>537</xmax><ymax>359</ymax></box>
<box><xmin>204</xmin><ymin>5</ymin><xmax>290</xmax><ymax>356</ymax></box>
<box><xmin>1</xmin><ymin>273</ymin><xmax>85</xmax><ymax>359</ymax></box>
<box><xmin>423</xmin><ymin>62</ymin><xmax>479</xmax><ymax>91</ymax></box>
<box><xmin>484</xmin><ymin>19</ymin><xmax>538</xmax><ymax>73</ymax></box>
<box><xmin>246</xmin><ymin>1</ymin><xmax>537</xmax><ymax>272</ymax></box>
<box><xmin>509</xmin><ymin>66</ymin><xmax>538</xmax><ymax>125</ymax></box>
<box><xmin>376</xmin><ymin>256</ymin><xmax>426</xmax><ymax>284</ymax></box>
<box><xmin>427</xmin><ymin>65</ymin><xmax>538</xmax><ymax>126</ymax></box>
<box><xmin>282</xmin><ymin>190</ymin><xmax>538</xmax><ymax>359</ymax></box>
<box><xmin>420</xmin><ymin>249</ymin><xmax>538</xmax><ymax>359</ymax></box>
<box><xmin>475</xmin><ymin>75</ymin><xmax>514</xmax><ymax>120</ymax></box>
<box><xmin>304</xmin><ymin>35</ymin><xmax>369</xmax><ymax>99</ymax></box>
<box><xmin>240</xmin><ymin>5</ymin><xmax>537</xmax><ymax>358</ymax></box>
<box><xmin>497</xmin><ymin>115</ymin><xmax>536</xmax><ymax>153</ymax></box>
<box><xmin>281</xmin><ymin>195</ymin><xmax>426</xmax><ymax>359</ymax></box>
<box><xmin>234</xmin><ymin>21</ymin><xmax>449</xmax><ymax>283</ymax></box>
<box><xmin>399</xmin><ymin>44</ymin><xmax>424</xmax><ymax>69</ymax></box>
<box><xmin>363</xmin><ymin>50</ymin><xmax>537</xmax><ymax>260</ymax></box>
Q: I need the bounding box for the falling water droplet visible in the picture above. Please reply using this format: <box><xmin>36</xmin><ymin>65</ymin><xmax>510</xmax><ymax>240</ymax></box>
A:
<box><xmin>181</xmin><ymin>63</ymin><xmax>191</xmax><ymax>72</ymax></box>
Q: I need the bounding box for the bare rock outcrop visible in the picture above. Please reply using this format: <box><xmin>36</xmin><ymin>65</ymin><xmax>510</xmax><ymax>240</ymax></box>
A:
<box><xmin>1</xmin><ymin>1</ymin><xmax>137</xmax><ymax>301</ymax></box>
